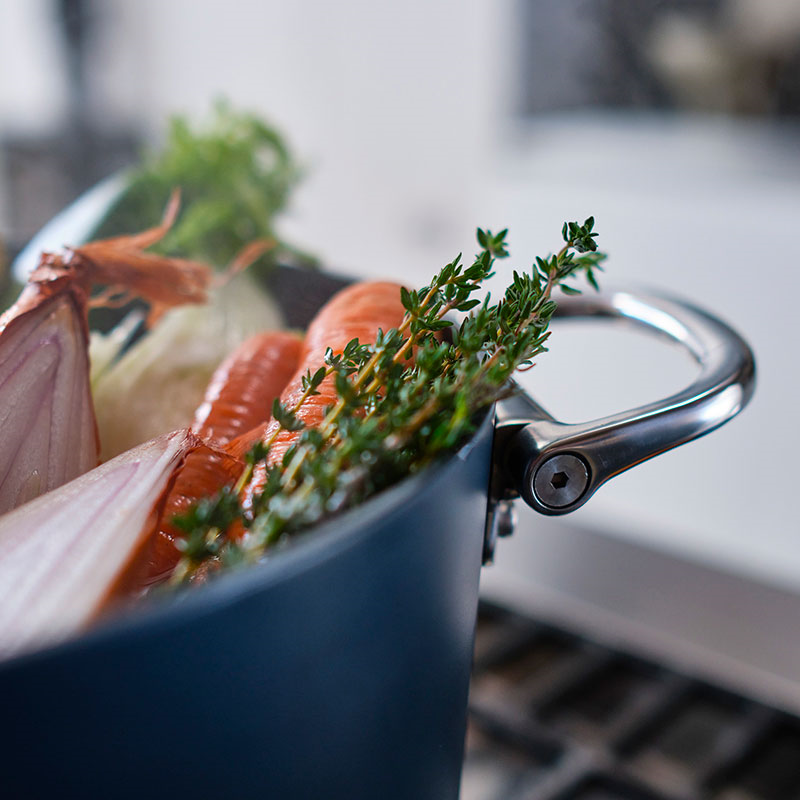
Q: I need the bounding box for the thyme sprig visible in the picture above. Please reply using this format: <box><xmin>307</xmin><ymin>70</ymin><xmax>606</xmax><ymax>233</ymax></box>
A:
<box><xmin>171</xmin><ymin>218</ymin><xmax>605</xmax><ymax>582</ymax></box>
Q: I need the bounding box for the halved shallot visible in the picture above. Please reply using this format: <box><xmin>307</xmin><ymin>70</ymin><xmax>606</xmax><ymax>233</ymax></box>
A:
<box><xmin>0</xmin><ymin>195</ymin><xmax>212</xmax><ymax>513</ymax></box>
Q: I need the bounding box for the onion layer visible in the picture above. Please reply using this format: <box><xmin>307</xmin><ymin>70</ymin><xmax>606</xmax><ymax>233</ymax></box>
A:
<box><xmin>0</xmin><ymin>291</ymin><xmax>98</xmax><ymax>513</ymax></box>
<box><xmin>0</xmin><ymin>429</ymin><xmax>197</xmax><ymax>660</ymax></box>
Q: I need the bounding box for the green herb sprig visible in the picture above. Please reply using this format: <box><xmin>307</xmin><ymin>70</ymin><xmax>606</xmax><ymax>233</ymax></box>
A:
<box><xmin>93</xmin><ymin>100</ymin><xmax>307</xmax><ymax>272</ymax></box>
<box><xmin>171</xmin><ymin>218</ymin><xmax>605</xmax><ymax>583</ymax></box>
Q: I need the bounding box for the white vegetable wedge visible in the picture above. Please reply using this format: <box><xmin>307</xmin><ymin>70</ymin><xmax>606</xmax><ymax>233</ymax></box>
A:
<box><xmin>0</xmin><ymin>429</ymin><xmax>197</xmax><ymax>660</ymax></box>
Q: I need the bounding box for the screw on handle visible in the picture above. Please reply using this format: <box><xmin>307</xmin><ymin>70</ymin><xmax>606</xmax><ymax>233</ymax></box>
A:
<box><xmin>532</xmin><ymin>454</ymin><xmax>590</xmax><ymax>509</ymax></box>
<box><xmin>491</xmin><ymin>288</ymin><xmax>756</xmax><ymax>517</ymax></box>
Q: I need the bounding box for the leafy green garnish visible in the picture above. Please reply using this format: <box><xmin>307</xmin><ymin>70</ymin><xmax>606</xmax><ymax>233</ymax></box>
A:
<box><xmin>92</xmin><ymin>100</ymin><xmax>306</xmax><ymax>271</ymax></box>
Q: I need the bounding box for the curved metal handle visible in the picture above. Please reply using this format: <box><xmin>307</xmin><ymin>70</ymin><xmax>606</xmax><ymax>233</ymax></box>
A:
<box><xmin>492</xmin><ymin>288</ymin><xmax>756</xmax><ymax>517</ymax></box>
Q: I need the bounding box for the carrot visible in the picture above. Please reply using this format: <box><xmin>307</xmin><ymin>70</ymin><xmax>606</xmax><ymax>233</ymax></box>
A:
<box><xmin>139</xmin><ymin>331</ymin><xmax>302</xmax><ymax>586</ymax></box>
<box><xmin>301</xmin><ymin>280</ymin><xmax>409</xmax><ymax>357</ymax></box>
<box><xmin>267</xmin><ymin>281</ymin><xmax>406</xmax><ymax>465</ymax></box>
<box><xmin>136</xmin><ymin>443</ymin><xmax>244</xmax><ymax>586</ymax></box>
<box><xmin>225</xmin><ymin>421</ymin><xmax>270</xmax><ymax>461</ymax></box>
<box><xmin>192</xmin><ymin>331</ymin><xmax>302</xmax><ymax>446</ymax></box>
<box><xmin>243</xmin><ymin>281</ymin><xmax>407</xmax><ymax>504</ymax></box>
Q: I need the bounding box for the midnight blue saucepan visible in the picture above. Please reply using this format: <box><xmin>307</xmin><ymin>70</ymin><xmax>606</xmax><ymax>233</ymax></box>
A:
<box><xmin>0</xmin><ymin>212</ymin><xmax>754</xmax><ymax>798</ymax></box>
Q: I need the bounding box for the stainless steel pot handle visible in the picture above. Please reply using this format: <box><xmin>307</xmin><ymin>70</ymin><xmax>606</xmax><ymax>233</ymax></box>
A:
<box><xmin>491</xmin><ymin>288</ymin><xmax>756</xmax><ymax>520</ymax></box>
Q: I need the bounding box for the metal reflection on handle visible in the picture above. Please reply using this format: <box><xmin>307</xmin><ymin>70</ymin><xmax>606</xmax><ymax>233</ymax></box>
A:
<box><xmin>492</xmin><ymin>289</ymin><xmax>756</xmax><ymax>517</ymax></box>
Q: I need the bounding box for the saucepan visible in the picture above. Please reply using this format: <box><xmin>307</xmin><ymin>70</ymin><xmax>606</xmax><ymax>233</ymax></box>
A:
<box><xmin>0</xmin><ymin>258</ymin><xmax>754</xmax><ymax>799</ymax></box>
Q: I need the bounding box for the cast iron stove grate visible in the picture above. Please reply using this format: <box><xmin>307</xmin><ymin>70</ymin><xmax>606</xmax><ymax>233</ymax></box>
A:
<box><xmin>462</xmin><ymin>602</ymin><xmax>800</xmax><ymax>800</ymax></box>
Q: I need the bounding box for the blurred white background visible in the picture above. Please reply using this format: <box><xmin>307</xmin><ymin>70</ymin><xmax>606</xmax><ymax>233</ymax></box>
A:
<box><xmin>1</xmin><ymin>0</ymin><xmax>800</xmax><ymax>697</ymax></box>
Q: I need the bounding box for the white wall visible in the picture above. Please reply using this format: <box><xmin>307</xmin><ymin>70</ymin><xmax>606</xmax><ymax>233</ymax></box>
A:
<box><xmin>0</xmin><ymin>1</ymin><xmax>68</xmax><ymax>133</ymax></box>
<box><xmin>110</xmin><ymin>0</ymin><xmax>503</xmax><ymax>282</ymax></box>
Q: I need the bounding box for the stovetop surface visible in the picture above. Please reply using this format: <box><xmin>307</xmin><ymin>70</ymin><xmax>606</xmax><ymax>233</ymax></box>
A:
<box><xmin>462</xmin><ymin>602</ymin><xmax>800</xmax><ymax>800</ymax></box>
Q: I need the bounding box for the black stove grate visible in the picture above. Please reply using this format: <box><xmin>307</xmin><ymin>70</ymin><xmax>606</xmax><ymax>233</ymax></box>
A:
<box><xmin>462</xmin><ymin>602</ymin><xmax>800</xmax><ymax>800</ymax></box>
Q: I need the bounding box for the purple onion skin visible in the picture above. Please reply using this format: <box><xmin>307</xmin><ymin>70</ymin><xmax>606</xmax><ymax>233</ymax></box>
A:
<box><xmin>0</xmin><ymin>287</ymin><xmax>99</xmax><ymax>514</ymax></box>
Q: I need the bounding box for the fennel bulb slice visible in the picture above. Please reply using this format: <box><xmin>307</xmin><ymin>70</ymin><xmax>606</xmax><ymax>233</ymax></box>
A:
<box><xmin>91</xmin><ymin>274</ymin><xmax>283</xmax><ymax>461</ymax></box>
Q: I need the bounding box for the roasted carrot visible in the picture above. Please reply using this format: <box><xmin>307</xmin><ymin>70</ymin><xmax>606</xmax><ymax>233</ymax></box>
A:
<box><xmin>243</xmin><ymin>281</ymin><xmax>407</xmax><ymax>505</ymax></box>
<box><xmin>139</xmin><ymin>330</ymin><xmax>302</xmax><ymax>585</ymax></box>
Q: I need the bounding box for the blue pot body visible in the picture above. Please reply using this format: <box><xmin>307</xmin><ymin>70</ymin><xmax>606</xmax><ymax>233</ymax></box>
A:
<box><xmin>0</xmin><ymin>411</ymin><xmax>494</xmax><ymax>800</ymax></box>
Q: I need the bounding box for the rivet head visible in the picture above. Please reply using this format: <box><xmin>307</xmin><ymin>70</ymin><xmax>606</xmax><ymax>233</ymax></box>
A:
<box><xmin>532</xmin><ymin>454</ymin><xmax>589</xmax><ymax>509</ymax></box>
